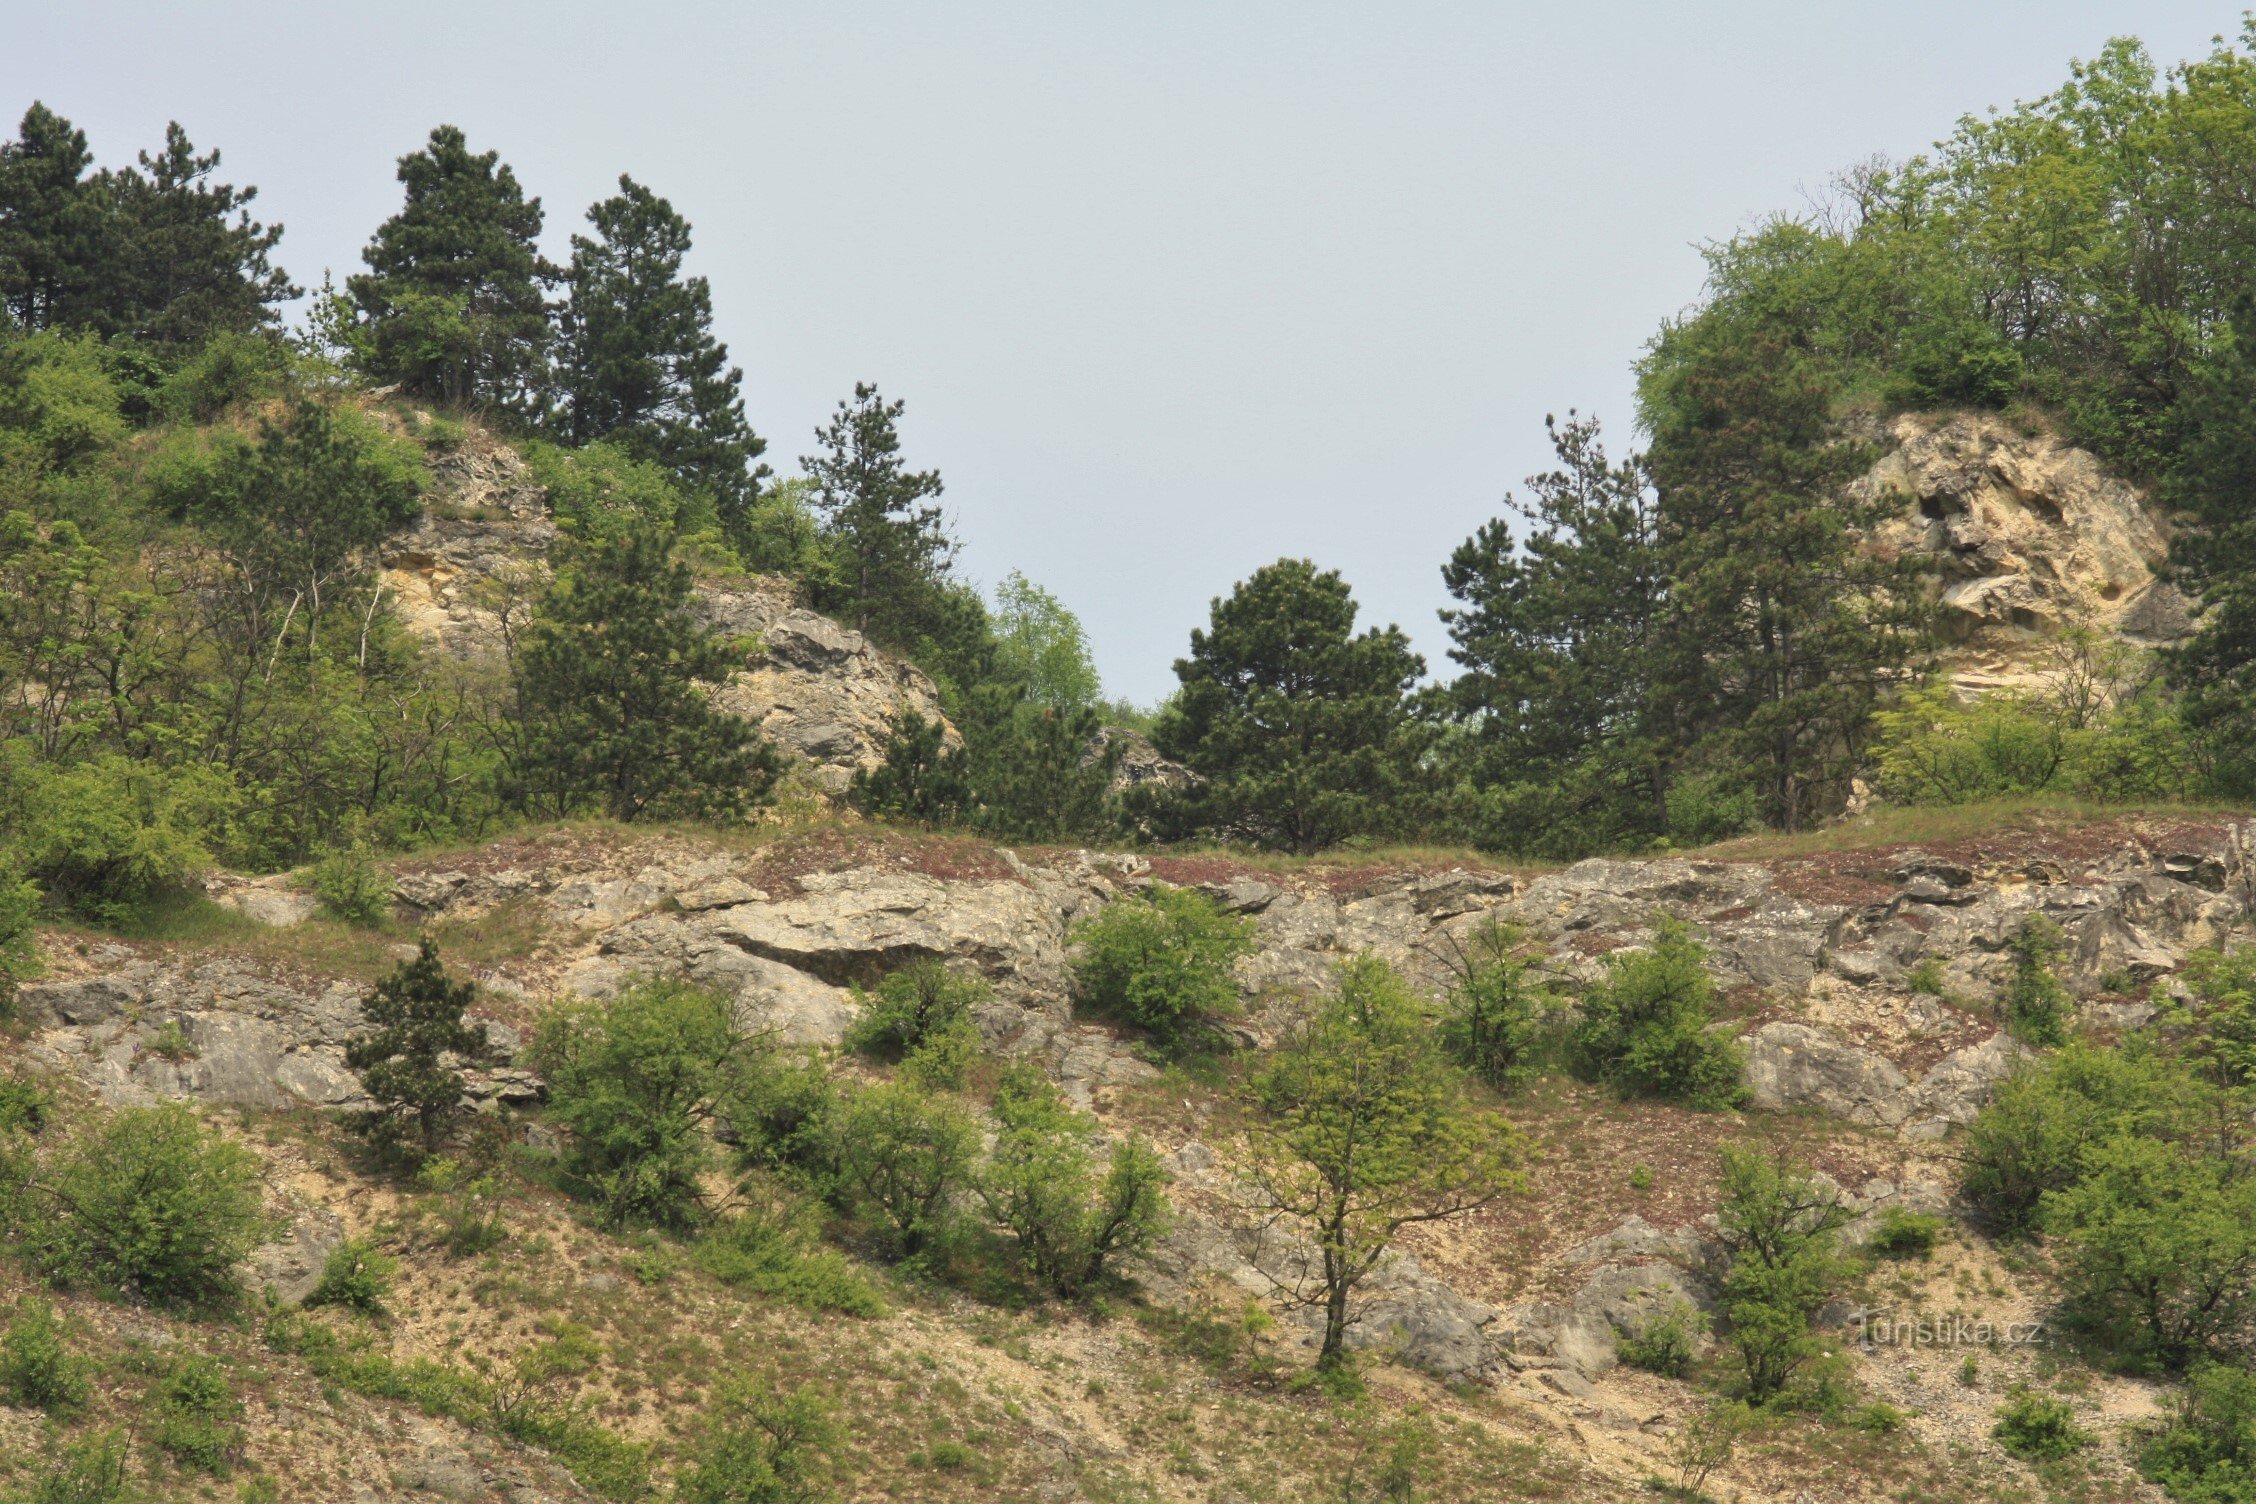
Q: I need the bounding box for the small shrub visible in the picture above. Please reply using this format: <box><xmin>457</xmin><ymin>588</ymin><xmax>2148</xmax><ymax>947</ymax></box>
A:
<box><xmin>345</xmin><ymin>940</ymin><xmax>489</xmax><ymax>1160</ymax></box>
<box><xmin>1992</xmin><ymin>1386</ymin><xmax>2093</xmax><ymax>1461</ymax></box>
<box><xmin>1905</xmin><ymin>956</ymin><xmax>1947</xmax><ymax>997</ymax></box>
<box><xmin>978</xmin><ymin>1064</ymin><xmax>1171</xmax><ymax>1297</ymax></box>
<box><xmin>418</xmin><ymin>1156</ymin><xmax>508</xmax><ymax>1257</ymax></box>
<box><xmin>0</xmin><ymin>1297</ymin><xmax>87</xmax><ymax>1413</ymax></box>
<box><xmin>25</xmin><ymin>1429</ymin><xmax>131</xmax><ymax>1504</ymax></box>
<box><xmin>1854</xmin><ymin>1401</ymin><xmax>1908</xmax><ymax>1435</ymax></box>
<box><xmin>146</xmin><ymin>1018</ymin><xmax>196</xmax><ymax>1063</ymax></box>
<box><xmin>306</xmin><ymin>1237</ymin><xmax>399</xmax><ymax>1316</ymax></box>
<box><xmin>1069</xmin><ymin>884</ymin><xmax>1257</xmax><ymax>1049</ymax></box>
<box><xmin>1628</xmin><ymin>1164</ymin><xmax>1654</xmax><ymax>1193</ymax></box>
<box><xmin>1436</xmin><ymin>919</ymin><xmax>1559</xmax><ymax>1091</ymax></box>
<box><xmin>2001</xmin><ymin>915</ymin><xmax>2074</xmax><ymax>1047</ymax></box>
<box><xmin>0</xmin><ymin>865</ymin><xmax>39</xmax><ymax>1019</ymax></box>
<box><xmin>844</xmin><ymin>961</ymin><xmax>987</xmax><ymax>1063</ymax></box>
<box><xmin>1617</xmin><ymin>1300</ymin><xmax>1704</xmax><ymax>1379</ymax></box>
<box><xmin>831</xmin><ymin>1080</ymin><xmax>978</xmax><ymax>1260</ymax></box>
<box><xmin>1959</xmin><ymin>1042</ymin><xmax>2187</xmax><ymax>1236</ymax></box>
<box><xmin>25</xmin><ymin>1101</ymin><xmax>268</xmax><ymax>1306</ymax></box>
<box><xmin>1868</xmin><ymin>1207</ymin><xmax>1945</xmax><ymax>1260</ymax></box>
<box><xmin>693</xmin><ymin>1186</ymin><xmax>886</xmax><ymax>1318</ymax></box>
<box><xmin>312</xmin><ymin>846</ymin><xmax>392</xmax><ymax>927</ymax></box>
<box><xmin>2141</xmin><ymin>1363</ymin><xmax>2256</xmax><ymax>1502</ymax></box>
<box><xmin>1959</xmin><ymin>1354</ymin><xmax>1980</xmax><ymax>1386</ymax></box>
<box><xmin>22</xmin><ymin>755</ymin><xmax>234</xmax><ymax>924</ymax></box>
<box><xmin>674</xmin><ymin>1380</ymin><xmax>840</xmax><ymax>1504</ymax></box>
<box><xmin>1669</xmin><ymin>1400</ymin><xmax>1752</xmax><ymax>1497</ymax></box>
<box><xmin>156</xmin><ymin>1354</ymin><xmax>245</xmax><ymax>1474</ymax></box>
<box><xmin>1571</xmin><ymin>917</ymin><xmax>1745</xmax><ymax>1109</ymax></box>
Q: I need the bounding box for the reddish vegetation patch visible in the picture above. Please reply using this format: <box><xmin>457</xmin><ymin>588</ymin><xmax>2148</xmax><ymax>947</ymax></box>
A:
<box><xmin>741</xmin><ymin>826</ymin><xmax>1020</xmax><ymax>896</ymax></box>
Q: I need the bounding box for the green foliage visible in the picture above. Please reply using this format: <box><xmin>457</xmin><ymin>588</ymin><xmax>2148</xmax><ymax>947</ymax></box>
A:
<box><xmin>1959</xmin><ymin>1040</ymin><xmax>2190</xmax><ymax>1235</ymax></box>
<box><xmin>843</xmin><ymin>961</ymin><xmax>988</xmax><ymax>1082</ymax></box>
<box><xmin>1992</xmin><ymin>1387</ymin><xmax>2094</xmax><ymax>1462</ymax></box>
<box><xmin>1140</xmin><ymin>558</ymin><xmax>1428</xmax><ymax>853</ymax></box>
<box><xmin>1872</xmin><ymin>686</ymin><xmax>2066</xmax><ymax>805</ymax></box>
<box><xmin>1905</xmin><ymin>956</ymin><xmax>1948</xmax><ymax>996</ymax></box>
<box><xmin>312</xmin><ymin>844</ymin><xmax>392</xmax><ymax>927</ymax></box>
<box><xmin>1247</xmin><ymin>956</ymin><xmax>1525</xmax><ymax>1367</ymax></box>
<box><xmin>1712</xmin><ymin>1146</ymin><xmax>1856</xmax><ymax>1405</ymax></box>
<box><xmin>509</xmin><ymin>525</ymin><xmax>780</xmax><ymax>822</ymax></box>
<box><xmin>0</xmin><ymin>1297</ymin><xmax>86</xmax><ymax>1413</ymax></box>
<box><xmin>1069</xmin><ymin>884</ymin><xmax>1257</xmax><ymax>1049</ymax></box>
<box><xmin>990</xmin><ymin>572</ymin><xmax>1101</xmax><ymax>712</ymax></box>
<box><xmin>17</xmin><ymin>1429</ymin><xmax>132</xmax><ymax>1504</ymax></box>
<box><xmin>347</xmin><ymin>124</ymin><xmax>552</xmax><ymax>410</ymax></box>
<box><xmin>0</xmin><ymin>862</ymin><xmax>39</xmax><ymax>1016</ymax></box>
<box><xmin>21</xmin><ymin>754</ymin><xmax>233</xmax><ymax>921</ymax></box>
<box><xmin>2143</xmin><ymin>1363</ymin><xmax>2256</xmax><ymax>1504</ymax></box>
<box><xmin>691</xmin><ymin>1184</ymin><xmax>885</xmax><ymax>1318</ymax></box>
<box><xmin>730</xmin><ymin>478</ymin><xmax>838</xmax><ymax>588</ymax></box>
<box><xmin>1867</xmin><ymin>1207</ymin><xmax>1944</xmax><ymax>1260</ymax></box>
<box><xmin>979</xmin><ymin>1065</ymin><xmax>1171</xmax><ymax>1297</ymax></box>
<box><xmin>801</xmin><ymin>382</ymin><xmax>958</xmax><ymax>659</ymax></box>
<box><xmin>345</xmin><ymin>940</ymin><xmax>488</xmax><ymax>1157</ymax></box>
<box><xmin>525</xmin><ymin>438</ymin><xmax>698</xmax><ymax>542</ymax></box>
<box><xmin>306</xmin><ymin>1237</ymin><xmax>400</xmax><ymax>1317</ymax></box>
<box><xmin>21</xmin><ymin>1101</ymin><xmax>267</xmax><ymax>1306</ymax></box>
<box><xmin>831</xmin><ymin>1080</ymin><xmax>979</xmax><ymax>1260</ymax></box>
<box><xmin>675</xmin><ymin>1380</ymin><xmax>840</xmax><ymax>1504</ymax></box>
<box><xmin>1435</xmin><ymin>920</ymin><xmax>1559</xmax><ymax>1092</ymax></box>
<box><xmin>1570</xmin><ymin>918</ymin><xmax>1746</xmax><ymax>1108</ymax></box>
<box><xmin>1615</xmin><ymin>1300</ymin><xmax>1704</xmax><ymax>1379</ymax></box>
<box><xmin>556</xmin><ymin>175</ymin><xmax>766</xmax><ymax>529</ymax></box>
<box><xmin>2001</xmin><ymin>915</ymin><xmax>2074</xmax><ymax>1047</ymax></box>
<box><xmin>2043</xmin><ymin>1133</ymin><xmax>2256</xmax><ymax>1372</ymax></box>
<box><xmin>154</xmin><ymin>1354</ymin><xmax>244</xmax><ymax>1474</ymax></box>
<box><xmin>531</xmin><ymin>979</ymin><xmax>748</xmax><ymax>1230</ymax></box>
<box><xmin>416</xmin><ymin>1153</ymin><xmax>508</xmax><ymax>1257</ymax></box>
<box><xmin>847</xmin><ymin>709</ymin><xmax>967</xmax><ymax>825</ymax></box>
<box><xmin>724</xmin><ymin>1050</ymin><xmax>839</xmax><ymax>1188</ymax></box>
<box><xmin>2173</xmin><ymin>945</ymin><xmax>2256</xmax><ymax>1087</ymax></box>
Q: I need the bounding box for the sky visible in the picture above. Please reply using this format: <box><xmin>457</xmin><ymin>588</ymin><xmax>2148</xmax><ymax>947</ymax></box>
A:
<box><xmin>5</xmin><ymin>2</ymin><xmax>2243</xmax><ymax>704</ymax></box>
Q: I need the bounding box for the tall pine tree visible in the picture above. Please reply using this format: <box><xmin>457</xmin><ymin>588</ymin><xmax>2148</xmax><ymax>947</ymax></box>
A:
<box><xmin>0</xmin><ymin>104</ymin><xmax>104</xmax><ymax>331</ymax></box>
<box><xmin>349</xmin><ymin>125</ymin><xmax>553</xmax><ymax>411</ymax></box>
<box><xmin>557</xmin><ymin>176</ymin><xmax>766</xmax><ymax>529</ymax></box>
<box><xmin>1143</xmin><ymin>558</ymin><xmax>1427</xmax><ymax>854</ymax></box>
<box><xmin>106</xmin><ymin>123</ymin><xmax>295</xmax><ymax>344</ymax></box>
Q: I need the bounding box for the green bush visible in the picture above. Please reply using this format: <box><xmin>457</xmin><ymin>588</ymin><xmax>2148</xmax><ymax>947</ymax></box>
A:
<box><xmin>1905</xmin><ymin>956</ymin><xmax>1948</xmax><ymax>997</ymax></box>
<box><xmin>155</xmin><ymin>1354</ymin><xmax>245</xmax><ymax>1474</ymax></box>
<box><xmin>0</xmin><ymin>1297</ymin><xmax>86</xmax><ymax>1413</ymax></box>
<box><xmin>2173</xmin><ymin>945</ymin><xmax>2256</xmax><ymax>1089</ymax></box>
<box><xmin>691</xmin><ymin>1184</ymin><xmax>885</xmax><ymax>1318</ymax></box>
<box><xmin>20</xmin><ymin>1428</ymin><xmax>131</xmax><ymax>1504</ymax></box>
<box><xmin>1436</xmin><ymin>920</ymin><xmax>1559</xmax><ymax>1091</ymax></box>
<box><xmin>1616</xmin><ymin>1300</ymin><xmax>1704</xmax><ymax>1378</ymax></box>
<box><xmin>1069</xmin><ymin>884</ymin><xmax>1256</xmax><ymax>1049</ymax></box>
<box><xmin>978</xmin><ymin>1064</ymin><xmax>1171</xmax><ymax>1297</ymax></box>
<box><xmin>23</xmin><ymin>754</ymin><xmax>235</xmax><ymax>922</ymax></box>
<box><xmin>531</xmin><ymin>979</ymin><xmax>749</xmax><ymax>1230</ymax></box>
<box><xmin>1868</xmin><ymin>1207</ymin><xmax>1945</xmax><ymax>1260</ymax></box>
<box><xmin>2044</xmin><ymin>1133</ymin><xmax>2256</xmax><ymax>1373</ymax></box>
<box><xmin>844</xmin><ymin>961</ymin><xmax>987</xmax><ymax>1089</ymax></box>
<box><xmin>312</xmin><ymin>845</ymin><xmax>392</xmax><ymax>927</ymax></box>
<box><xmin>2002</xmin><ymin>915</ymin><xmax>2074</xmax><ymax>1047</ymax></box>
<box><xmin>2142</xmin><ymin>1363</ymin><xmax>2256</xmax><ymax>1503</ymax></box>
<box><xmin>1873</xmin><ymin>686</ymin><xmax>2065</xmax><ymax>805</ymax></box>
<box><xmin>306</xmin><ymin>1237</ymin><xmax>399</xmax><ymax>1317</ymax></box>
<box><xmin>725</xmin><ymin>1051</ymin><xmax>839</xmax><ymax>1189</ymax></box>
<box><xmin>1992</xmin><ymin>1386</ymin><xmax>2093</xmax><ymax>1461</ymax></box>
<box><xmin>1959</xmin><ymin>1042</ymin><xmax>2186</xmax><ymax>1236</ymax></box>
<box><xmin>1570</xmin><ymin>917</ymin><xmax>1746</xmax><ymax>1109</ymax></box>
<box><xmin>345</xmin><ymin>940</ymin><xmax>489</xmax><ymax>1159</ymax></box>
<box><xmin>831</xmin><ymin>1080</ymin><xmax>978</xmax><ymax>1260</ymax></box>
<box><xmin>675</xmin><ymin>1380</ymin><xmax>840</xmax><ymax>1504</ymax></box>
<box><xmin>0</xmin><ymin>864</ymin><xmax>39</xmax><ymax>1019</ymax></box>
<box><xmin>23</xmin><ymin>1102</ymin><xmax>267</xmax><ymax>1306</ymax></box>
<box><xmin>416</xmin><ymin>1155</ymin><xmax>507</xmax><ymax>1257</ymax></box>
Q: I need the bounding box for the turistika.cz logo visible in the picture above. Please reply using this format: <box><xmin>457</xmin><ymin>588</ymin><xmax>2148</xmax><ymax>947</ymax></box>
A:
<box><xmin>1851</xmin><ymin>1310</ymin><xmax>2044</xmax><ymax>1348</ymax></box>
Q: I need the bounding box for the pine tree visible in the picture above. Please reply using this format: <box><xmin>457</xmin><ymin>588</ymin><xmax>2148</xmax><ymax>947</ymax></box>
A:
<box><xmin>0</xmin><ymin>104</ymin><xmax>104</xmax><ymax>331</ymax></box>
<box><xmin>558</xmin><ymin>176</ymin><xmax>766</xmax><ymax>529</ymax></box>
<box><xmin>1439</xmin><ymin>413</ymin><xmax>1670</xmax><ymax>854</ymax></box>
<box><xmin>510</xmin><ymin>526</ymin><xmax>780</xmax><ymax>822</ymax></box>
<box><xmin>105</xmin><ymin>123</ymin><xmax>295</xmax><ymax>344</ymax></box>
<box><xmin>345</xmin><ymin>940</ymin><xmax>489</xmax><ymax>1156</ymax></box>
<box><xmin>1143</xmin><ymin>558</ymin><xmax>1428</xmax><ymax>854</ymax></box>
<box><xmin>801</xmin><ymin>383</ymin><xmax>954</xmax><ymax>644</ymax></box>
<box><xmin>348</xmin><ymin>125</ymin><xmax>553</xmax><ymax>411</ymax></box>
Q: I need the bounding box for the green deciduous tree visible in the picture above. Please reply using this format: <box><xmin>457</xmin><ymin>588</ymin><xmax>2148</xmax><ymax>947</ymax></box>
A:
<box><xmin>1245</xmin><ymin>956</ymin><xmax>1525</xmax><ymax>1368</ymax></box>
<box><xmin>980</xmin><ymin>1065</ymin><xmax>1170</xmax><ymax>1298</ymax></box>
<box><xmin>1959</xmin><ymin>1040</ymin><xmax>2192</xmax><ymax>1236</ymax></box>
<box><xmin>675</xmin><ymin>1380</ymin><xmax>840</xmax><ymax>1504</ymax></box>
<box><xmin>1144</xmin><ymin>558</ymin><xmax>1428</xmax><ymax>853</ymax></box>
<box><xmin>349</xmin><ymin>125</ymin><xmax>553</xmax><ymax>410</ymax></box>
<box><xmin>345</xmin><ymin>940</ymin><xmax>490</xmax><ymax>1157</ymax></box>
<box><xmin>831</xmin><ymin>1080</ymin><xmax>978</xmax><ymax>1260</ymax></box>
<box><xmin>1712</xmin><ymin>1146</ymin><xmax>1857</xmax><ymax>1404</ymax></box>
<box><xmin>509</xmin><ymin>526</ymin><xmax>779</xmax><ymax>822</ymax></box>
<box><xmin>557</xmin><ymin>176</ymin><xmax>766</xmax><ymax>529</ymax></box>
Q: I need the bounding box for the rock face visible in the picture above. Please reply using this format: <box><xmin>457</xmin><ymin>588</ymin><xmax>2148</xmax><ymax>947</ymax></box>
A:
<box><xmin>377</xmin><ymin>427</ymin><xmax>957</xmax><ymax>793</ymax></box>
<box><xmin>1859</xmin><ymin>412</ymin><xmax>2186</xmax><ymax>694</ymax></box>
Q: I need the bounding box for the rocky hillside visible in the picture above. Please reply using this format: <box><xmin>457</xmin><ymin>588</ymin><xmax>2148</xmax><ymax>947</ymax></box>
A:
<box><xmin>6</xmin><ymin>803</ymin><xmax>2249</xmax><ymax>1502</ymax></box>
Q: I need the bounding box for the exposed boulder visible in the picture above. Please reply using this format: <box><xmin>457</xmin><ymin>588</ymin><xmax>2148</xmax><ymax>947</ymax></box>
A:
<box><xmin>1741</xmin><ymin>1020</ymin><xmax>1914</xmax><ymax>1127</ymax></box>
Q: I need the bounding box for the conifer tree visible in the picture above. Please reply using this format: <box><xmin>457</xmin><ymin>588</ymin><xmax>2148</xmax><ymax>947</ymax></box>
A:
<box><xmin>558</xmin><ymin>176</ymin><xmax>766</xmax><ymax>529</ymax></box>
<box><xmin>106</xmin><ymin>124</ymin><xmax>295</xmax><ymax>344</ymax></box>
<box><xmin>346</xmin><ymin>940</ymin><xmax>489</xmax><ymax>1157</ymax></box>
<box><xmin>1143</xmin><ymin>558</ymin><xmax>1427</xmax><ymax>854</ymax></box>
<box><xmin>801</xmin><ymin>383</ymin><xmax>954</xmax><ymax>643</ymax></box>
<box><xmin>0</xmin><ymin>104</ymin><xmax>103</xmax><ymax>331</ymax></box>
<box><xmin>510</xmin><ymin>526</ymin><xmax>779</xmax><ymax>822</ymax></box>
<box><xmin>349</xmin><ymin>125</ymin><xmax>553</xmax><ymax>410</ymax></box>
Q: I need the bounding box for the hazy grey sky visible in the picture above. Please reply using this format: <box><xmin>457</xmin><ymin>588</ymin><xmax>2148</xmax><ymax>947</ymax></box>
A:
<box><xmin>7</xmin><ymin>2</ymin><xmax>2241</xmax><ymax>703</ymax></box>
